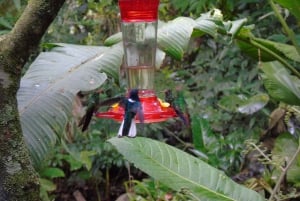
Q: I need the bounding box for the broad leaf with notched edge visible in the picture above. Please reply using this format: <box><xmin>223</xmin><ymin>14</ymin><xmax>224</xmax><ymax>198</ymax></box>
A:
<box><xmin>260</xmin><ymin>61</ymin><xmax>300</xmax><ymax>105</ymax></box>
<box><xmin>109</xmin><ymin>137</ymin><xmax>265</xmax><ymax>201</ymax></box>
<box><xmin>17</xmin><ymin>43</ymin><xmax>123</xmax><ymax>166</ymax></box>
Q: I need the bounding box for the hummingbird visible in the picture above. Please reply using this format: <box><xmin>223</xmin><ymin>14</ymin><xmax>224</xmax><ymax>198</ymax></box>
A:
<box><xmin>117</xmin><ymin>89</ymin><xmax>144</xmax><ymax>138</ymax></box>
<box><xmin>78</xmin><ymin>91</ymin><xmax>124</xmax><ymax>132</ymax></box>
<box><xmin>164</xmin><ymin>89</ymin><xmax>190</xmax><ymax>127</ymax></box>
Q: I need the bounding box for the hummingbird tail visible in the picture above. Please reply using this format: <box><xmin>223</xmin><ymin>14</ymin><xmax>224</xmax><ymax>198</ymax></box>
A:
<box><xmin>127</xmin><ymin>121</ymin><xmax>137</xmax><ymax>137</ymax></box>
<box><xmin>117</xmin><ymin>120</ymin><xmax>137</xmax><ymax>138</ymax></box>
<box><xmin>117</xmin><ymin>120</ymin><xmax>124</xmax><ymax>137</ymax></box>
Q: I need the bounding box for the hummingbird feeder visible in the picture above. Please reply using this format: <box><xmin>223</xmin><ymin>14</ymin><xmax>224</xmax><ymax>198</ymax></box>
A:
<box><xmin>96</xmin><ymin>0</ymin><xmax>177</xmax><ymax>123</ymax></box>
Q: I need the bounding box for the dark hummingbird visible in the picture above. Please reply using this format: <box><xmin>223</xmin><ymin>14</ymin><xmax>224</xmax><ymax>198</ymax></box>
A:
<box><xmin>164</xmin><ymin>89</ymin><xmax>190</xmax><ymax>127</ymax></box>
<box><xmin>78</xmin><ymin>91</ymin><xmax>124</xmax><ymax>132</ymax></box>
<box><xmin>118</xmin><ymin>89</ymin><xmax>144</xmax><ymax>138</ymax></box>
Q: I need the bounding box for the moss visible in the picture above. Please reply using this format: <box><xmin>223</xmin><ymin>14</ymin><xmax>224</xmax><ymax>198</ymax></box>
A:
<box><xmin>0</xmin><ymin>84</ymin><xmax>40</xmax><ymax>200</ymax></box>
<box><xmin>0</xmin><ymin>131</ymin><xmax>40</xmax><ymax>201</ymax></box>
<box><xmin>4</xmin><ymin>168</ymin><xmax>40</xmax><ymax>201</ymax></box>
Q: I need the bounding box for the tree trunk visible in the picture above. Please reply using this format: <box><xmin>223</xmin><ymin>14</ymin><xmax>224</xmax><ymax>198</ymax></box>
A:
<box><xmin>0</xmin><ymin>0</ymin><xmax>65</xmax><ymax>200</ymax></box>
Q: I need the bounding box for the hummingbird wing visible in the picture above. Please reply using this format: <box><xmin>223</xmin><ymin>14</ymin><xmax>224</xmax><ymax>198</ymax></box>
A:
<box><xmin>98</xmin><ymin>96</ymin><xmax>125</xmax><ymax>107</ymax></box>
<box><xmin>131</xmin><ymin>101</ymin><xmax>144</xmax><ymax>134</ymax></box>
<box><xmin>79</xmin><ymin>95</ymin><xmax>125</xmax><ymax>132</ymax></box>
<box><xmin>79</xmin><ymin>104</ymin><xmax>96</xmax><ymax>132</ymax></box>
<box><xmin>131</xmin><ymin>101</ymin><xmax>144</xmax><ymax>123</ymax></box>
<box><xmin>78</xmin><ymin>92</ymin><xmax>100</xmax><ymax>131</ymax></box>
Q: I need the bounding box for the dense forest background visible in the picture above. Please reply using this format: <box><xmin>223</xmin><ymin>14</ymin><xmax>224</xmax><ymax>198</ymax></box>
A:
<box><xmin>1</xmin><ymin>0</ymin><xmax>300</xmax><ymax>200</ymax></box>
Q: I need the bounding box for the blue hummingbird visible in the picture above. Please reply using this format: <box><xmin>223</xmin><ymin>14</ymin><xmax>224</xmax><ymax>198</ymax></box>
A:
<box><xmin>118</xmin><ymin>89</ymin><xmax>144</xmax><ymax>138</ymax></box>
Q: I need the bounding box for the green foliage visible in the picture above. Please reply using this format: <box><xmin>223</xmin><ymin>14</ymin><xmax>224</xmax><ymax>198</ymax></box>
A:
<box><xmin>20</xmin><ymin>10</ymin><xmax>252</xmax><ymax>167</ymax></box>
<box><xmin>168</xmin><ymin>0</ymin><xmax>260</xmax><ymax>19</ymax></box>
<box><xmin>126</xmin><ymin>178</ymin><xmax>196</xmax><ymax>200</ymax></box>
<box><xmin>37</xmin><ymin>119</ymin><xmax>125</xmax><ymax>200</ymax></box>
<box><xmin>0</xmin><ymin>0</ymin><xmax>25</xmax><ymax>34</ymax></box>
<box><xmin>273</xmin><ymin>133</ymin><xmax>300</xmax><ymax>187</ymax></box>
<box><xmin>218</xmin><ymin>93</ymin><xmax>269</xmax><ymax>114</ymax></box>
<box><xmin>63</xmin><ymin>125</ymin><xmax>125</xmax><ymax>170</ymax></box>
<box><xmin>39</xmin><ymin>167</ymin><xmax>65</xmax><ymax>179</ymax></box>
<box><xmin>260</xmin><ymin>61</ymin><xmax>300</xmax><ymax>105</ymax></box>
<box><xmin>191</xmin><ymin>116</ymin><xmax>216</xmax><ymax>153</ymax></box>
<box><xmin>157</xmin><ymin>17</ymin><xmax>196</xmax><ymax>60</ymax></box>
<box><xmin>109</xmin><ymin>137</ymin><xmax>265</xmax><ymax>201</ymax></box>
<box><xmin>44</xmin><ymin>0</ymin><xmax>119</xmax><ymax>45</ymax></box>
<box><xmin>39</xmin><ymin>178</ymin><xmax>56</xmax><ymax>201</ymax></box>
<box><xmin>274</xmin><ymin>0</ymin><xmax>300</xmax><ymax>21</ymax></box>
<box><xmin>190</xmin><ymin>116</ymin><xmax>252</xmax><ymax>174</ymax></box>
<box><xmin>15</xmin><ymin>0</ymin><xmax>300</xmax><ymax>200</ymax></box>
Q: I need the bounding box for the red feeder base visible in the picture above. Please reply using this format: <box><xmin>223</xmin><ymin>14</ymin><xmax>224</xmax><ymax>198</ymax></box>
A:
<box><xmin>95</xmin><ymin>90</ymin><xmax>177</xmax><ymax>123</ymax></box>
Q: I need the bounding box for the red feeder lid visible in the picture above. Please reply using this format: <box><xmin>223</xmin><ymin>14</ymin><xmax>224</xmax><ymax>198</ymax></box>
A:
<box><xmin>96</xmin><ymin>90</ymin><xmax>177</xmax><ymax>123</ymax></box>
<box><xmin>118</xmin><ymin>0</ymin><xmax>160</xmax><ymax>22</ymax></box>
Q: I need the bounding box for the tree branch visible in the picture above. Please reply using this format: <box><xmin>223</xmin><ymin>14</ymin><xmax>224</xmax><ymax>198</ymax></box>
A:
<box><xmin>0</xmin><ymin>0</ymin><xmax>65</xmax><ymax>78</ymax></box>
<box><xmin>0</xmin><ymin>0</ymin><xmax>66</xmax><ymax>200</ymax></box>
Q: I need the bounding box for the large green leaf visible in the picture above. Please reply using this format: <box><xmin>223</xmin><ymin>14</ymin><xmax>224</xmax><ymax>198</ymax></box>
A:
<box><xmin>108</xmin><ymin>137</ymin><xmax>265</xmax><ymax>201</ymax></box>
<box><xmin>253</xmin><ymin>38</ymin><xmax>300</xmax><ymax>63</ymax></box>
<box><xmin>260</xmin><ymin>61</ymin><xmax>300</xmax><ymax>105</ymax></box>
<box><xmin>236</xmin><ymin>24</ymin><xmax>300</xmax><ymax>64</ymax></box>
<box><xmin>39</xmin><ymin>167</ymin><xmax>65</xmax><ymax>179</ymax></box>
<box><xmin>194</xmin><ymin>11</ymin><xmax>220</xmax><ymax>38</ymax></box>
<box><xmin>237</xmin><ymin>40</ymin><xmax>275</xmax><ymax>62</ymax></box>
<box><xmin>274</xmin><ymin>0</ymin><xmax>300</xmax><ymax>21</ymax></box>
<box><xmin>237</xmin><ymin>34</ymin><xmax>300</xmax><ymax>63</ymax></box>
<box><xmin>104</xmin><ymin>32</ymin><xmax>122</xmax><ymax>46</ymax></box>
<box><xmin>17</xmin><ymin>43</ymin><xmax>123</xmax><ymax>166</ymax></box>
<box><xmin>157</xmin><ymin>17</ymin><xmax>195</xmax><ymax>60</ymax></box>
